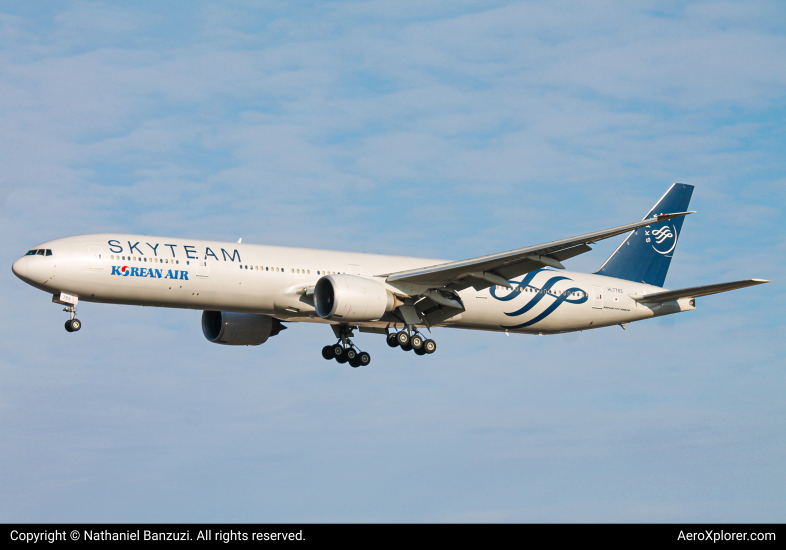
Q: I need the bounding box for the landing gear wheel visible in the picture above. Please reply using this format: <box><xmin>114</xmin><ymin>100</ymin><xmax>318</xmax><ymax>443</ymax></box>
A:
<box><xmin>65</xmin><ymin>320</ymin><xmax>73</xmax><ymax>332</ymax></box>
<box><xmin>400</xmin><ymin>342</ymin><xmax>413</xmax><ymax>352</ymax></box>
<box><xmin>358</xmin><ymin>352</ymin><xmax>371</xmax><ymax>366</ymax></box>
<box><xmin>411</xmin><ymin>334</ymin><xmax>424</xmax><ymax>350</ymax></box>
<box><xmin>70</xmin><ymin>319</ymin><xmax>81</xmax><ymax>331</ymax></box>
<box><xmin>396</xmin><ymin>331</ymin><xmax>410</xmax><ymax>346</ymax></box>
<box><xmin>345</xmin><ymin>348</ymin><xmax>358</xmax><ymax>362</ymax></box>
<box><xmin>332</xmin><ymin>344</ymin><xmax>345</xmax><ymax>359</ymax></box>
<box><xmin>349</xmin><ymin>356</ymin><xmax>361</xmax><ymax>368</ymax></box>
<box><xmin>424</xmin><ymin>339</ymin><xmax>436</xmax><ymax>354</ymax></box>
<box><xmin>322</xmin><ymin>346</ymin><xmax>335</xmax><ymax>360</ymax></box>
<box><xmin>386</xmin><ymin>333</ymin><xmax>399</xmax><ymax>348</ymax></box>
<box><xmin>336</xmin><ymin>354</ymin><xmax>348</xmax><ymax>364</ymax></box>
<box><xmin>414</xmin><ymin>346</ymin><xmax>427</xmax><ymax>356</ymax></box>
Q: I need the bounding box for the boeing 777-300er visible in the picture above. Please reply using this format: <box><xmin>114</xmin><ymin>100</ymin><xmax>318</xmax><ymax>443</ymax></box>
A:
<box><xmin>12</xmin><ymin>184</ymin><xmax>768</xmax><ymax>367</ymax></box>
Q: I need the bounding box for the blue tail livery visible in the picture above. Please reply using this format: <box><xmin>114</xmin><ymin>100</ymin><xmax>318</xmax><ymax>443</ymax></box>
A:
<box><xmin>595</xmin><ymin>183</ymin><xmax>694</xmax><ymax>287</ymax></box>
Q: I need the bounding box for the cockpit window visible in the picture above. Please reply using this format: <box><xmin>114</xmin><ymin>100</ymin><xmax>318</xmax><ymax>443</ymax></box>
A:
<box><xmin>36</xmin><ymin>249</ymin><xmax>45</xmax><ymax>255</ymax></box>
<box><xmin>26</xmin><ymin>250</ymin><xmax>37</xmax><ymax>255</ymax></box>
<box><xmin>46</xmin><ymin>249</ymin><xmax>52</xmax><ymax>256</ymax></box>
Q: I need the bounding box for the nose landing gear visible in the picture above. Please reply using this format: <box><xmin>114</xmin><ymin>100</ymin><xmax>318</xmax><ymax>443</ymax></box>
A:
<box><xmin>63</xmin><ymin>305</ymin><xmax>81</xmax><ymax>332</ymax></box>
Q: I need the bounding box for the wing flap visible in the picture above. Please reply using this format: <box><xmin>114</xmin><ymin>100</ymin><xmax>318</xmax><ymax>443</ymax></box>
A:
<box><xmin>630</xmin><ymin>279</ymin><xmax>769</xmax><ymax>303</ymax></box>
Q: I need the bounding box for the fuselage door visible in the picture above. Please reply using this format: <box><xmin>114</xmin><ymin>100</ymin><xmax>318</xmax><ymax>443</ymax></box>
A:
<box><xmin>88</xmin><ymin>246</ymin><xmax>103</xmax><ymax>269</ymax></box>
<box><xmin>592</xmin><ymin>286</ymin><xmax>603</xmax><ymax>309</ymax></box>
<box><xmin>196</xmin><ymin>259</ymin><xmax>209</xmax><ymax>277</ymax></box>
<box><xmin>348</xmin><ymin>264</ymin><xmax>361</xmax><ymax>275</ymax></box>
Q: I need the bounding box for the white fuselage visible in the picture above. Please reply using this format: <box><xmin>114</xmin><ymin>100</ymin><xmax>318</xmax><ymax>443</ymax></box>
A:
<box><xmin>12</xmin><ymin>233</ymin><xmax>694</xmax><ymax>335</ymax></box>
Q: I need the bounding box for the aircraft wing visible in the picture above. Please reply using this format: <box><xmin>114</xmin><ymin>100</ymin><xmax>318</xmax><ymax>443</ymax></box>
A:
<box><xmin>630</xmin><ymin>279</ymin><xmax>769</xmax><ymax>304</ymax></box>
<box><xmin>383</xmin><ymin>211</ymin><xmax>694</xmax><ymax>292</ymax></box>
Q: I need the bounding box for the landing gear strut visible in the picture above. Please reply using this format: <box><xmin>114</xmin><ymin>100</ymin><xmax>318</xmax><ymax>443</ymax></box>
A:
<box><xmin>387</xmin><ymin>326</ymin><xmax>436</xmax><ymax>356</ymax></box>
<box><xmin>322</xmin><ymin>324</ymin><xmax>371</xmax><ymax>368</ymax></box>
<box><xmin>63</xmin><ymin>304</ymin><xmax>81</xmax><ymax>333</ymax></box>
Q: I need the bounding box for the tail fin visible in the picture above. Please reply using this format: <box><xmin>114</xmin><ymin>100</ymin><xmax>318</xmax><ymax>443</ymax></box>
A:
<box><xmin>595</xmin><ymin>183</ymin><xmax>694</xmax><ymax>287</ymax></box>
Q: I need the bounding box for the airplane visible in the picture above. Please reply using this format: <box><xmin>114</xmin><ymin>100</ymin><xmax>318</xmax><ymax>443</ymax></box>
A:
<box><xmin>12</xmin><ymin>183</ymin><xmax>768</xmax><ymax>367</ymax></box>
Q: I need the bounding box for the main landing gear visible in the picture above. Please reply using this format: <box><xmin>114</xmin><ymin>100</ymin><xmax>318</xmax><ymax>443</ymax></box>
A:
<box><xmin>63</xmin><ymin>304</ymin><xmax>81</xmax><ymax>333</ymax></box>
<box><xmin>386</xmin><ymin>327</ymin><xmax>436</xmax><ymax>356</ymax></box>
<box><xmin>322</xmin><ymin>324</ymin><xmax>371</xmax><ymax>368</ymax></box>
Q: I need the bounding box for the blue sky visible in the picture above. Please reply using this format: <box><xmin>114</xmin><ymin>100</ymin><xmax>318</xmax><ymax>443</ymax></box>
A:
<box><xmin>0</xmin><ymin>1</ymin><xmax>784</xmax><ymax>521</ymax></box>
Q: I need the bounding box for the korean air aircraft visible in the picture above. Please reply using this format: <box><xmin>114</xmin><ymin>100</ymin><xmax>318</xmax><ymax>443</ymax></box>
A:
<box><xmin>12</xmin><ymin>184</ymin><xmax>768</xmax><ymax>367</ymax></box>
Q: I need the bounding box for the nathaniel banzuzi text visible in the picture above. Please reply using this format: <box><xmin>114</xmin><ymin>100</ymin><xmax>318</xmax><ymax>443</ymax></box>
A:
<box><xmin>85</xmin><ymin>531</ymin><xmax>192</xmax><ymax>541</ymax></box>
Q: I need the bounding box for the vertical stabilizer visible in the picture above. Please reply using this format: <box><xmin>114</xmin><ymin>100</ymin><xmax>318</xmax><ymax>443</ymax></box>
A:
<box><xmin>595</xmin><ymin>183</ymin><xmax>694</xmax><ymax>287</ymax></box>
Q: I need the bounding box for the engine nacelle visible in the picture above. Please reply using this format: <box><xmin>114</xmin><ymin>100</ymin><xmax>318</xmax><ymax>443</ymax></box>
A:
<box><xmin>201</xmin><ymin>311</ymin><xmax>286</xmax><ymax>345</ymax></box>
<box><xmin>314</xmin><ymin>274</ymin><xmax>396</xmax><ymax>322</ymax></box>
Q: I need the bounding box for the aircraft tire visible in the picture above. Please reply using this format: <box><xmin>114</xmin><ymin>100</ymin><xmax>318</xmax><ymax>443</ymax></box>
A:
<box><xmin>400</xmin><ymin>342</ymin><xmax>413</xmax><ymax>352</ymax></box>
<box><xmin>411</xmin><ymin>334</ymin><xmax>424</xmax><ymax>350</ymax></box>
<box><xmin>64</xmin><ymin>320</ymin><xmax>73</xmax><ymax>332</ymax></box>
<box><xmin>424</xmin><ymin>339</ymin><xmax>436</xmax><ymax>354</ymax></box>
<box><xmin>358</xmin><ymin>352</ymin><xmax>371</xmax><ymax>366</ymax></box>
<box><xmin>386</xmin><ymin>334</ymin><xmax>399</xmax><ymax>348</ymax></box>
<box><xmin>345</xmin><ymin>348</ymin><xmax>357</xmax><ymax>361</ymax></box>
<box><xmin>71</xmin><ymin>319</ymin><xmax>81</xmax><ymax>331</ymax></box>
<box><xmin>396</xmin><ymin>331</ymin><xmax>410</xmax><ymax>346</ymax></box>
<box><xmin>322</xmin><ymin>346</ymin><xmax>335</xmax><ymax>360</ymax></box>
<box><xmin>414</xmin><ymin>346</ymin><xmax>427</xmax><ymax>356</ymax></box>
<box><xmin>336</xmin><ymin>355</ymin><xmax>348</xmax><ymax>364</ymax></box>
<box><xmin>332</xmin><ymin>344</ymin><xmax>345</xmax><ymax>359</ymax></box>
<box><xmin>349</xmin><ymin>356</ymin><xmax>361</xmax><ymax>368</ymax></box>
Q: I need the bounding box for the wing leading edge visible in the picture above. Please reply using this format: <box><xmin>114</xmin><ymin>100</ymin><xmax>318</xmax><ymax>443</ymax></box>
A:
<box><xmin>382</xmin><ymin>211</ymin><xmax>695</xmax><ymax>292</ymax></box>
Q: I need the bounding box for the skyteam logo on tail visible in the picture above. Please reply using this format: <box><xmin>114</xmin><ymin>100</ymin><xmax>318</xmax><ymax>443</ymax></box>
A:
<box><xmin>489</xmin><ymin>269</ymin><xmax>587</xmax><ymax>329</ymax></box>
<box><xmin>646</xmin><ymin>224</ymin><xmax>678</xmax><ymax>255</ymax></box>
<box><xmin>111</xmin><ymin>265</ymin><xmax>189</xmax><ymax>280</ymax></box>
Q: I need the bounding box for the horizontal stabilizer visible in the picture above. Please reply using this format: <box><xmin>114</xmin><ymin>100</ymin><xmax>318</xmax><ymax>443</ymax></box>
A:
<box><xmin>630</xmin><ymin>279</ymin><xmax>769</xmax><ymax>303</ymax></box>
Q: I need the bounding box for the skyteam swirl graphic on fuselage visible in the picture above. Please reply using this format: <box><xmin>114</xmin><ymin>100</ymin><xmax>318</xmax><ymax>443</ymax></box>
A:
<box><xmin>489</xmin><ymin>269</ymin><xmax>588</xmax><ymax>329</ymax></box>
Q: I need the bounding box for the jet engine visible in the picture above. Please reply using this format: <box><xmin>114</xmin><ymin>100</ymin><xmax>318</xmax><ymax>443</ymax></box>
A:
<box><xmin>314</xmin><ymin>274</ymin><xmax>396</xmax><ymax>322</ymax></box>
<box><xmin>201</xmin><ymin>311</ymin><xmax>286</xmax><ymax>345</ymax></box>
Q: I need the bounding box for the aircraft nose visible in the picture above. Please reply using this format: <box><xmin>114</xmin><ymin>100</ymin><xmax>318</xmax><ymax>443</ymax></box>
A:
<box><xmin>12</xmin><ymin>257</ymin><xmax>28</xmax><ymax>279</ymax></box>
